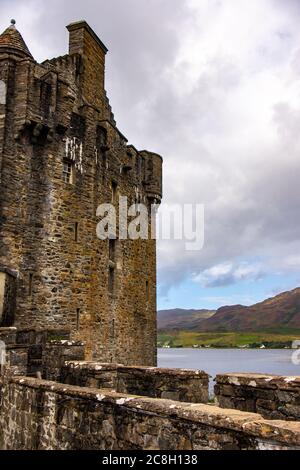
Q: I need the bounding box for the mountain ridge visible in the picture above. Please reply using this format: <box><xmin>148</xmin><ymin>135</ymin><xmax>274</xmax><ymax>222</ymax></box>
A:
<box><xmin>158</xmin><ymin>308</ymin><xmax>215</xmax><ymax>330</ymax></box>
<box><xmin>158</xmin><ymin>287</ymin><xmax>300</xmax><ymax>332</ymax></box>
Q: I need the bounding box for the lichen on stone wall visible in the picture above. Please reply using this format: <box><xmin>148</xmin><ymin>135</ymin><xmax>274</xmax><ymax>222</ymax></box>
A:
<box><xmin>215</xmin><ymin>373</ymin><xmax>300</xmax><ymax>421</ymax></box>
<box><xmin>65</xmin><ymin>136</ymin><xmax>84</xmax><ymax>173</ymax></box>
<box><xmin>0</xmin><ymin>80</ymin><xmax>6</xmax><ymax>105</ymax></box>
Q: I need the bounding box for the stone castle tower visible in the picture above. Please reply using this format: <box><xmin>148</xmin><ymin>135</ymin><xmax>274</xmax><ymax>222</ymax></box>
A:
<box><xmin>0</xmin><ymin>20</ymin><xmax>162</xmax><ymax>366</ymax></box>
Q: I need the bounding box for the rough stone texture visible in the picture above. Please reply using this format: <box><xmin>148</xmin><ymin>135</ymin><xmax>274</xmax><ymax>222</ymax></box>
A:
<box><xmin>42</xmin><ymin>342</ymin><xmax>85</xmax><ymax>381</ymax></box>
<box><xmin>215</xmin><ymin>373</ymin><xmax>300</xmax><ymax>421</ymax></box>
<box><xmin>0</xmin><ymin>270</ymin><xmax>17</xmax><ymax>326</ymax></box>
<box><xmin>0</xmin><ymin>20</ymin><xmax>162</xmax><ymax>366</ymax></box>
<box><xmin>0</xmin><ymin>326</ymin><xmax>17</xmax><ymax>345</ymax></box>
<box><xmin>61</xmin><ymin>361</ymin><xmax>209</xmax><ymax>404</ymax></box>
<box><xmin>0</xmin><ymin>375</ymin><xmax>299</xmax><ymax>450</ymax></box>
<box><xmin>0</xmin><ymin>326</ymin><xmax>78</xmax><ymax>377</ymax></box>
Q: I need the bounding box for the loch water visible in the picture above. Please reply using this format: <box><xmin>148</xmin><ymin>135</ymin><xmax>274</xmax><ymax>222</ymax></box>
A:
<box><xmin>158</xmin><ymin>348</ymin><xmax>300</xmax><ymax>394</ymax></box>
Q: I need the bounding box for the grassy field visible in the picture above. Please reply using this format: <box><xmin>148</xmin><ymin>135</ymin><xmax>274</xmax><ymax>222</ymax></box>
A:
<box><xmin>157</xmin><ymin>330</ymin><xmax>300</xmax><ymax>349</ymax></box>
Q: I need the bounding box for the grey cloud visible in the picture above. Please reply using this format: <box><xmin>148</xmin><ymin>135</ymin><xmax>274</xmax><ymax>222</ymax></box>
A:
<box><xmin>1</xmin><ymin>0</ymin><xmax>300</xmax><ymax>296</ymax></box>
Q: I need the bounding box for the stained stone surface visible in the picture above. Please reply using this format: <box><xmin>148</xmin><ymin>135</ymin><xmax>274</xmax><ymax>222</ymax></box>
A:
<box><xmin>0</xmin><ymin>375</ymin><xmax>300</xmax><ymax>450</ymax></box>
<box><xmin>215</xmin><ymin>373</ymin><xmax>300</xmax><ymax>421</ymax></box>
<box><xmin>0</xmin><ymin>80</ymin><xmax>6</xmax><ymax>105</ymax></box>
<box><xmin>0</xmin><ymin>20</ymin><xmax>162</xmax><ymax>366</ymax></box>
<box><xmin>61</xmin><ymin>361</ymin><xmax>210</xmax><ymax>404</ymax></box>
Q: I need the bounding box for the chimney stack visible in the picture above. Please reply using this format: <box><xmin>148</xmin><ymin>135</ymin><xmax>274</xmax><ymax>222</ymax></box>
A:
<box><xmin>67</xmin><ymin>21</ymin><xmax>108</xmax><ymax>109</ymax></box>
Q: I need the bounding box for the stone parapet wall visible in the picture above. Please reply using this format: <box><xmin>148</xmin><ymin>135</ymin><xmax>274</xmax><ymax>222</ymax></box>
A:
<box><xmin>215</xmin><ymin>373</ymin><xmax>300</xmax><ymax>421</ymax></box>
<box><xmin>0</xmin><ymin>327</ymin><xmax>70</xmax><ymax>347</ymax></box>
<box><xmin>61</xmin><ymin>361</ymin><xmax>209</xmax><ymax>404</ymax></box>
<box><xmin>43</xmin><ymin>342</ymin><xmax>85</xmax><ymax>381</ymax></box>
<box><xmin>0</xmin><ymin>327</ymin><xmax>17</xmax><ymax>345</ymax></box>
<box><xmin>0</xmin><ymin>328</ymin><xmax>83</xmax><ymax>378</ymax></box>
<box><xmin>6</xmin><ymin>346</ymin><xmax>28</xmax><ymax>376</ymax></box>
<box><xmin>0</xmin><ymin>376</ymin><xmax>300</xmax><ymax>450</ymax></box>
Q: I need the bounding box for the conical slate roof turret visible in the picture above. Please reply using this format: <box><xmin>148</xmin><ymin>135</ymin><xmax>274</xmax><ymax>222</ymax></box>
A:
<box><xmin>0</xmin><ymin>20</ymin><xmax>33</xmax><ymax>59</ymax></box>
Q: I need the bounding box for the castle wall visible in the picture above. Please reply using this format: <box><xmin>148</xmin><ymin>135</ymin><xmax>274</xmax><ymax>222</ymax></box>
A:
<box><xmin>0</xmin><ymin>22</ymin><xmax>162</xmax><ymax>366</ymax></box>
<box><xmin>0</xmin><ymin>271</ymin><xmax>16</xmax><ymax>326</ymax></box>
<box><xmin>1</xmin><ymin>375</ymin><xmax>299</xmax><ymax>450</ymax></box>
<box><xmin>0</xmin><ymin>327</ymin><xmax>80</xmax><ymax>376</ymax></box>
<box><xmin>0</xmin><ymin>327</ymin><xmax>209</xmax><ymax>404</ymax></box>
<box><xmin>215</xmin><ymin>373</ymin><xmax>300</xmax><ymax>421</ymax></box>
<box><xmin>60</xmin><ymin>361</ymin><xmax>209</xmax><ymax>404</ymax></box>
<box><xmin>1</xmin><ymin>330</ymin><xmax>300</xmax><ymax>451</ymax></box>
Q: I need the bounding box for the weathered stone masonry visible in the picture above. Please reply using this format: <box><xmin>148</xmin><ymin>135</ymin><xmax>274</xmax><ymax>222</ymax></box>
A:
<box><xmin>1</xmin><ymin>329</ymin><xmax>300</xmax><ymax>450</ymax></box>
<box><xmin>215</xmin><ymin>373</ymin><xmax>300</xmax><ymax>421</ymax></box>
<box><xmin>0</xmin><ymin>20</ymin><xmax>163</xmax><ymax>365</ymax></box>
<box><xmin>61</xmin><ymin>361</ymin><xmax>209</xmax><ymax>404</ymax></box>
<box><xmin>1</xmin><ymin>375</ymin><xmax>300</xmax><ymax>450</ymax></box>
<box><xmin>0</xmin><ymin>327</ymin><xmax>84</xmax><ymax>376</ymax></box>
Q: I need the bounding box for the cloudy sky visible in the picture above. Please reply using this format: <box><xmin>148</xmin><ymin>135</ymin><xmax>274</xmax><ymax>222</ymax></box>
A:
<box><xmin>1</xmin><ymin>0</ymin><xmax>300</xmax><ymax>310</ymax></box>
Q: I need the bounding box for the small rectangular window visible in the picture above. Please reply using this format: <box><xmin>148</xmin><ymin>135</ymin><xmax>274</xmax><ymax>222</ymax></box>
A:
<box><xmin>112</xmin><ymin>181</ymin><xmax>118</xmax><ymax>204</ymax></box>
<box><xmin>63</xmin><ymin>160</ymin><xmax>75</xmax><ymax>184</ymax></box>
<box><xmin>96</xmin><ymin>126</ymin><xmax>108</xmax><ymax>150</ymax></box>
<box><xmin>108</xmin><ymin>266</ymin><xmax>115</xmax><ymax>294</ymax></box>
<box><xmin>74</xmin><ymin>222</ymin><xmax>79</xmax><ymax>242</ymax></box>
<box><xmin>146</xmin><ymin>280</ymin><xmax>150</xmax><ymax>302</ymax></box>
<box><xmin>109</xmin><ymin>239</ymin><xmax>116</xmax><ymax>262</ymax></box>
<box><xmin>70</xmin><ymin>113</ymin><xmax>86</xmax><ymax>140</ymax></box>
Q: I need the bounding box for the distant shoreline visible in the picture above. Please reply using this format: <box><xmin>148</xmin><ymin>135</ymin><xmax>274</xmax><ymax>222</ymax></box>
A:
<box><xmin>158</xmin><ymin>330</ymin><xmax>300</xmax><ymax>350</ymax></box>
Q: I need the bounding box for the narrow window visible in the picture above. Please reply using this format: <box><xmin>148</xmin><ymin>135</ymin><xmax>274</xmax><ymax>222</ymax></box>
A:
<box><xmin>111</xmin><ymin>181</ymin><xmax>118</xmax><ymax>205</ymax></box>
<box><xmin>74</xmin><ymin>222</ymin><xmax>79</xmax><ymax>242</ymax></box>
<box><xmin>146</xmin><ymin>280</ymin><xmax>150</xmax><ymax>302</ymax></box>
<box><xmin>28</xmin><ymin>273</ymin><xmax>33</xmax><ymax>296</ymax></box>
<box><xmin>96</xmin><ymin>126</ymin><xmax>108</xmax><ymax>150</ymax></box>
<box><xmin>103</xmin><ymin>152</ymin><xmax>107</xmax><ymax>170</ymax></box>
<box><xmin>109</xmin><ymin>239</ymin><xmax>116</xmax><ymax>263</ymax></box>
<box><xmin>70</xmin><ymin>113</ymin><xmax>86</xmax><ymax>140</ymax></box>
<box><xmin>108</xmin><ymin>266</ymin><xmax>115</xmax><ymax>294</ymax></box>
<box><xmin>62</xmin><ymin>160</ymin><xmax>75</xmax><ymax>184</ymax></box>
<box><xmin>76</xmin><ymin>309</ymin><xmax>80</xmax><ymax>330</ymax></box>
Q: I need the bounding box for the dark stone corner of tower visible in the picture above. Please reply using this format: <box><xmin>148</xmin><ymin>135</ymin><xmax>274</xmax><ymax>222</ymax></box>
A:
<box><xmin>66</xmin><ymin>20</ymin><xmax>108</xmax><ymax>55</ymax></box>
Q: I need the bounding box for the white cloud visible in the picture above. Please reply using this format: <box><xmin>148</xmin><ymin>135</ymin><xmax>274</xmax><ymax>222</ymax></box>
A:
<box><xmin>193</xmin><ymin>261</ymin><xmax>264</xmax><ymax>288</ymax></box>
